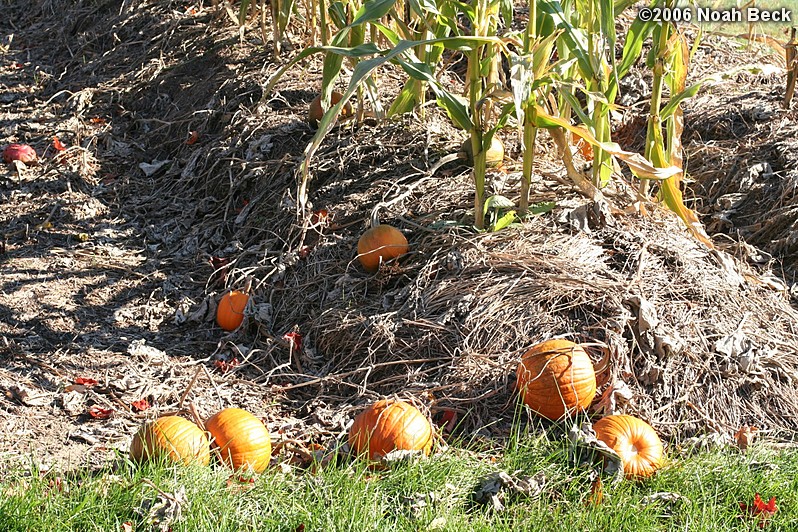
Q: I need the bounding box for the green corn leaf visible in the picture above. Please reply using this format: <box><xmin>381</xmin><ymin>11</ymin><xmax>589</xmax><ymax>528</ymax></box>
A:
<box><xmin>613</xmin><ymin>0</ymin><xmax>638</xmax><ymax>15</ymax></box>
<box><xmin>484</xmin><ymin>195</ymin><xmax>516</xmax><ymax>213</ymax></box>
<box><xmin>239</xmin><ymin>0</ymin><xmax>250</xmax><ymax>26</ymax></box>
<box><xmin>277</xmin><ymin>0</ymin><xmax>294</xmax><ymax>34</ymax></box>
<box><xmin>491</xmin><ymin>210</ymin><xmax>517</xmax><ymax>232</ymax></box>
<box><xmin>528</xmin><ymin>201</ymin><xmax>556</xmax><ymax>215</ymax></box>
<box><xmin>397</xmin><ymin>60</ymin><xmax>473</xmax><ymax>129</ymax></box>
<box><xmin>500</xmin><ymin>0</ymin><xmax>513</xmax><ymax>31</ymax></box>
<box><xmin>537</xmin><ymin>0</ymin><xmax>594</xmax><ymax>80</ymax></box>
<box><xmin>446</xmin><ymin>0</ymin><xmax>476</xmax><ymax>22</ymax></box>
<box><xmin>387</xmin><ymin>82</ymin><xmax>418</xmax><ymax>116</ymax></box>
<box><xmin>407</xmin><ymin>0</ymin><xmax>440</xmax><ymax>17</ymax></box>
<box><xmin>328</xmin><ymin>1</ymin><xmax>349</xmax><ymax>29</ymax></box>
<box><xmin>352</xmin><ymin>0</ymin><xmax>397</xmax><ymax>26</ymax></box>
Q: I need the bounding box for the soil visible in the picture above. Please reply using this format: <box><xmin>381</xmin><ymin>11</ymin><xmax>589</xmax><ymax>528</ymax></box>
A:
<box><xmin>1</xmin><ymin>1</ymin><xmax>798</xmax><ymax>472</ymax></box>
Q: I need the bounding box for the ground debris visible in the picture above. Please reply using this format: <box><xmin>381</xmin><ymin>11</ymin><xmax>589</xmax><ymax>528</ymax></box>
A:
<box><xmin>472</xmin><ymin>470</ymin><xmax>547</xmax><ymax>511</ymax></box>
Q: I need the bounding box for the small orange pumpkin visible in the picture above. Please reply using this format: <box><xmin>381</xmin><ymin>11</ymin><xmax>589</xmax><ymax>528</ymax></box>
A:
<box><xmin>357</xmin><ymin>225</ymin><xmax>408</xmax><ymax>273</ymax></box>
<box><xmin>462</xmin><ymin>135</ymin><xmax>505</xmax><ymax>168</ymax></box>
<box><xmin>130</xmin><ymin>416</ymin><xmax>210</xmax><ymax>465</ymax></box>
<box><xmin>308</xmin><ymin>91</ymin><xmax>354</xmax><ymax>126</ymax></box>
<box><xmin>593</xmin><ymin>414</ymin><xmax>664</xmax><ymax>479</ymax></box>
<box><xmin>515</xmin><ymin>339</ymin><xmax>597</xmax><ymax>420</ymax></box>
<box><xmin>348</xmin><ymin>399</ymin><xmax>433</xmax><ymax>460</ymax></box>
<box><xmin>205</xmin><ymin>408</ymin><xmax>272</xmax><ymax>473</ymax></box>
<box><xmin>216</xmin><ymin>291</ymin><xmax>249</xmax><ymax>331</ymax></box>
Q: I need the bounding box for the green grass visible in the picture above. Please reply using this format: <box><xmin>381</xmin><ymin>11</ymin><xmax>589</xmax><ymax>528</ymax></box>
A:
<box><xmin>690</xmin><ymin>0</ymin><xmax>794</xmax><ymax>39</ymax></box>
<box><xmin>2</xmin><ymin>433</ymin><xmax>797</xmax><ymax>531</ymax></box>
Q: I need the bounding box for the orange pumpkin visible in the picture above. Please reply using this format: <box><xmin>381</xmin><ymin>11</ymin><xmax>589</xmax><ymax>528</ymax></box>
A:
<box><xmin>515</xmin><ymin>339</ymin><xmax>597</xmax><ymax>420</ymax></box>
<box><xmin>130</xmin><ymin>416</ymin><xmax>210</xmax><ymax>465</ymax></box>
<box><xmin>357</xmin><ymin>225</ymin><xmax>408</xmax><ymax>273</ymax></box>
<box><xmin>593</xmin><ymin>414</ymin><xmax>664</xmax><ymax>479</ymax></box>
<box><xmin>308</xmin><ymin>91</ymin><xmax>354</xmax><ymax>126</ymax></box>
<box><xmin>205</xmin><ymin>408</ymin><xmax>272</xmax><ymax>473</ymax></box>
<box><xmin>348</xmin><ymin>399</ymin><xmax>433</xmax><ymax>460</ymax></box>
<box><xmin>216</xmin><ymin>291</ymin><xmax>249</xmax><ymax>331</ymax></box>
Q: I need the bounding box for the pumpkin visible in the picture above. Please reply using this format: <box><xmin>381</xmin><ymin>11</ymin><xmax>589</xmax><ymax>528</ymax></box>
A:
<box><xmin>348</xmin><ymin>399</ymin><xmax>433</xmax><ymax>460</ymax></box>
<box><xmin>462</xmin><ymin>135</ymin><xmax>504</xmax><ymax>168</ymax></box>
<box><xmin>130</xmin><ymin>416</ymin><xmax>210</xmax><ymax>465</ymax></box>
<box><xmin>593</xmin><ymin>414</ymin><xmax>664</xmax><ymax>479</ymax></box>
<box><xmin>515</xmin><ymin>339</ymin><xmax>597</xmax><ymax>420</ymax></box>
<box><xmin>216</xmin><ymin>290</ymin><xmax>249</xmax><ymax>331</ymax></box>
<box><xmin>308</xmin><ymin>91</ymin><xmax>354</xmax><ymax>127</ymax></box>
<box><xmin>3</xmin><ymin>143</ymin><xmax>37</xmax><ymax>164</ymax></box>
<box><xmin>205</xmin><ymin>408</ymin><xmax>272</xmax><ymax>473</ymax></box>
<box><xmin>357</xmin><ymin>224</ymin><xmax>408</xmax><ymax>273</ymax></box>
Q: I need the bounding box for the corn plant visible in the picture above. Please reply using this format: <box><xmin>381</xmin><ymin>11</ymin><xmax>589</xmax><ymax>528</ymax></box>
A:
<box><xmin>786</xmin><ymin>28</ymin><xmax>797</xmax><ymax>107</ymax></box>
<box><xmin>271</xmin><ymin>0</ymin><xmax>296</xmax><ymax>54</ymax></box>
<box><xmin>638</xmin><ymin>0</ymin><xmax>713</xmax><ymax>246</ymax></box>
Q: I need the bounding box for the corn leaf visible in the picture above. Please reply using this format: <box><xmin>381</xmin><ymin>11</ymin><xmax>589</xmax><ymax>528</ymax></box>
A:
<box><xmin>537</xmin><ymin>0</ymin><xmax>594</xmax><ymax>81</ymax></box>
<box><xmin>533</xmin><ymin>107</ymin><xmax>682</xmax><ymax>181</ymax></box>
<box><xmin>655</xmin><ymin>31</ymin><xmax>713</xmax><ymax>248</ymax></box>
<box><xmin>352</xmin><ymin>0</ymin><xmax>397</xmax><ymax>26</ymax></box>
<box><xmin>397</xmin><ymin>60</ymin><xmax>473</xmax><ymax>130</ymax></box>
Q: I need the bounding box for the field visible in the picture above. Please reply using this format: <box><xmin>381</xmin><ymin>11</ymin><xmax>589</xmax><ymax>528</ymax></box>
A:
<box><xmin>1</xmin><ymin>0</ymin><xmax>798</xmax><ymax>530</ymax></box>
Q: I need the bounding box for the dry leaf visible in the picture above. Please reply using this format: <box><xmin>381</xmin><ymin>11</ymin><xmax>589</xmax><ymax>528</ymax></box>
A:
<box><xmin>135</xmin><ymin>484</ymin><xmax>188</xmax><ymax>532</ymax></box>
<box><xmin>739</xmin><ymin>493</ymin><xmax>777</xmax><ymax>528</ymax></box>
<box><xmin>131</xmin><ymin>398</ymin><xmax>150</xmax><ymax>412</ymax></box>
<box><xmin>88</xmin><ymin>405</ymin><xmax>114</xmax><ymax>419</ymax></box>
<box><xmin>472</xmin><ymin>471</ymin><xmax>546</xmax><ymax>512</ymax></box>
<box><xmin>53</xmin><ymin>136</ymin><xmax>66</xmax><ymax>151</ymax></box>
<box><xmin>587</xmin><ymin>471</ymin><xmax>603</xmax><ymax>506</ymax></box>
<box><xmin>734</xmin><ymin>425</ymin><xmax>758</xmax><ymax>451</ymax></box>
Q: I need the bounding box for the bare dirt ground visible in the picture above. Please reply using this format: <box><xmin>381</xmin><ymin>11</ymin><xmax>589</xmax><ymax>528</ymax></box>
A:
<box><xmin>2</xmin><ymin>1</ymin><xmax>798</xmax><ymax>472</ymax></box>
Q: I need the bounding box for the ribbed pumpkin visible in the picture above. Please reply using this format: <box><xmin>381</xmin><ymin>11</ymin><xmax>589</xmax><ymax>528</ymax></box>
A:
<box><xmin>593</xmin><ymin>414</ymin><xmax>664</xmax><ymax>479</ymax></box>
<box><xmin>357</xmin><ymin>225</ymin><xmax>408</xmax><ymax>273</ymax></box>
<box><xmin>216</xmin><ymin>290</ymin><xmax>249</xmax><ymax>331</ymax></box>
<box><xmin>205</xmin><ymin>408</ymin><xmax>272</xmax><ymax>473</ymax></box>
<box><xmin>308</xmin><ymin>91</ymin><xmax>354</xmax><ymax>126</ymax></box>
<box><xmin>348</xmin><ymin>399</ymin><xmax>433</xmax><ymax>460</ymax></box>
<box><xmin>130</xmin><ymin>416</ymin><xmax>210</xmax><ymax>465</ymax></box>
<box><xmin>515</xmin><ymin>339</ymin><xmax>597</xmax><ymax>420</ymax></box>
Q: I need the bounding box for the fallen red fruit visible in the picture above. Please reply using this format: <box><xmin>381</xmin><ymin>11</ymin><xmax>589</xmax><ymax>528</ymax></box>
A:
<box><xmin>3</xmin><ymin>143</ymin><xmax>37</xmax><ymax>164</ymax></box>
<box><xmin>52</xmin><ymin>137</ymin><xmax>67</xmax><ymax>151</ymax></box>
